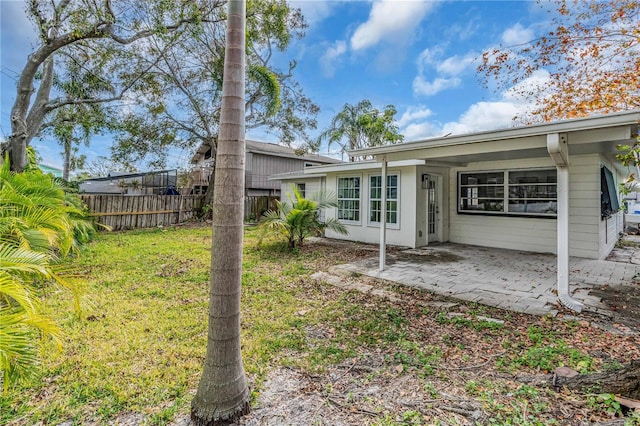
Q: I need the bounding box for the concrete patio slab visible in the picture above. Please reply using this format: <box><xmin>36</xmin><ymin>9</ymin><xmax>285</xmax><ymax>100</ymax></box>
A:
<box><xmin>330</xmin><ymin>243</ymin><xmax>640</xmax><ymax>319</ymax></box>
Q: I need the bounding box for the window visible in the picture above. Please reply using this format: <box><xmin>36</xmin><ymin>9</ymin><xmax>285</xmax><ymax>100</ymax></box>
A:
<box><xmin>369</xmin><ymin>174</ymin><xmax>399</xmax><ymax>224</ymax></box>
<box><xmin>296</xmin><ymin>183</ymin><xmax>306</xmax><ymax>198</ymax></box>
<box><xmin>601</xmin><ymin>166</ymin><xmax>619</xmax><ymax>219</ymax></box>
<box><xmin>337</xmin><ymin>177</ymin><xmax>360</xmax><ymax>221</ymax></box>
<box><xmin>459</xmin><ymin>169</ymin><xmax>557</xmax><ymax>217</ymax></box>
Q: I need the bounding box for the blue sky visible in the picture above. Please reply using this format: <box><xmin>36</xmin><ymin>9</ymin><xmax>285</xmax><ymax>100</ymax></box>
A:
<box><xmin>0</xmin><ymin>0</ymin><xmax>554</xmax><ymax>170</ymax></box>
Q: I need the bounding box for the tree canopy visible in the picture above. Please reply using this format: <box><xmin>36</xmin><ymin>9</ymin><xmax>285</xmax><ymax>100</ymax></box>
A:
<box><xmin>317</xmin><ymin>99</ymin><xmax>404</xmax><ymax>161</ymax></box>
<box><xmin>478</xmin><ymin>0</ymin><xmax>640</xmax><ymax>122</ymax></box>
<box><xmin>110</xmin><ymin>0</ymin><xmax>318</xmax><ymax>170</ymax></box>
<box><xmin>4</xmin><ymin>0</ymin><xmax>318</xmax><ymax>175</ymax></box>
<box><xmin>4</xmin><ymin>0</ymin><xmax>215</xmax><ymax>172</ymax></box>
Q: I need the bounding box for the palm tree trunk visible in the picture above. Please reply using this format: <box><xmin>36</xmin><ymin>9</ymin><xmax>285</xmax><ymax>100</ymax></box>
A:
<box><xmin>190</xmin><ymin>1</ymin><xmax>250</xmax><ymax>425</ymax></box>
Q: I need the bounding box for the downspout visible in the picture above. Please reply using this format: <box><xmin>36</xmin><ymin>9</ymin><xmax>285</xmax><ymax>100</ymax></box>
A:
<box><xmin>547</xmin><ymin>133</ymin><xmax>583</xmax><ymax>312</ymax></box>
<box><xmin>379</xmin><ymin>155</ymin><xmax>388</xmax><ymax>271</ymax></box>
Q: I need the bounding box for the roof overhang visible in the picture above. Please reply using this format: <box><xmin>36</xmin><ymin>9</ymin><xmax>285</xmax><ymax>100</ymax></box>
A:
<box><xmin>350</xmin><ymin>110</ymin><xmax>640</xmax><ymax>164</ymax></box>
<box><xmin>302</xmin><ymin>159</ymin><xmax>426</xmax><ymax>175</ymax></box>
<box><xmin>268</xmin><ymin>171</ymin><xmax>327</xmax><ymax>181</ymax></box>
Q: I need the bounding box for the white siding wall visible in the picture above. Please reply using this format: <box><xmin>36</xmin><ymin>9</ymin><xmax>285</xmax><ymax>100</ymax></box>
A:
<box><xmin>448</xmin><ymin>155</ymin><xmax>603</xmax><ymax>258</ymax></box>
<box><xmin>286</xmin><ymin>154</ymin><xmax>614</xmax><ymax>259</ymax></box>
<box><xmin>324</xmin><ymin>166</ymin><xmax>420</xmax><ymax>247</ymax></box>
<box><xmin>569</xmin><ymin>154</ymin><xmax>600</xmax><ymax>258</ymax></box>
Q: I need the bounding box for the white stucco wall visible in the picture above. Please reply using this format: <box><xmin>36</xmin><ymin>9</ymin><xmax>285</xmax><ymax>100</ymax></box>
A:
<box><xmin>323</xmin><ymin>166</ymin><xmax>421</xmax><ymax>248</ymax></box>
<box><xmin>279</xmin><ymin>178</ymin><xmax>325</xmax><ymax>200</ymax></box>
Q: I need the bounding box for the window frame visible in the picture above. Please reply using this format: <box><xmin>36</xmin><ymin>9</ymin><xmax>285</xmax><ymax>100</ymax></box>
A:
<box><xmin>295</xmin><ymin>182</ymin><xmax>306</xmax><ymax>198</ymax></box>
<box><xmin>458</xmin><ymin>168</ymin><xmax>557</xmax><ymax>218</ymax></box>
<box><xmin>336</xmin><ymin>175</ymin><xmax>362</xmax><ymax>223</ymax></box>
<box><xmin>367</xmin><ymin>173</ymin><xmax>400</xmax><ymax>228</ymax></box>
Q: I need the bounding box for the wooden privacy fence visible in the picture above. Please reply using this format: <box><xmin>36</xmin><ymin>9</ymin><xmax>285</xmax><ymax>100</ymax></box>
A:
<box><xmin>81</xmin><ymin>195</ymin><xmax>203</xmax><ymax>231</ymax></box>
<box><xmin>244</xmin><ymin>196</ymin><xmax>279</xmax><ymax>222</ymax></box>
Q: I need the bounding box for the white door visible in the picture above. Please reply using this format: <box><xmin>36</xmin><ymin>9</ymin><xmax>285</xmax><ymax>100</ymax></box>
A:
<box><xmin>426</xmin><ymin>174</ymin><xmax>441</xmax><ymax>243</ymax></box>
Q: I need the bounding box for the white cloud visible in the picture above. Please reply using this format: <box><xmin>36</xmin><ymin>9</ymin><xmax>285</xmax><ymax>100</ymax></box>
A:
<box><xmin>412</xmin><ymin>76</ymin><xmax>461</xmax><ymax>96</ymax></box>
<box><xmin>446</xmin><ymin>16</ymin><xmax>480</xmax><ymax>42</ymax></box>
<box><xmin>501</xmin><ymin>23</ymin><xmax>534</xmax><ymax>46</ymax></box>
<box><xmin>503</xmin><ymin>69</ymin><xmax>551</xmax><ymax>102</ymax></box>
<box><xmin>396</xmin><ymin>105</ymin><xmax>433</xmax><ymax>127</ymax></box>
<box><xmin>403</xmin><ymin>121</ymin><xmax>438</xmax><ymax>140</ymax></box>
<box><xmin>350</xmin><ymin>1</ymin><xmax>436</xmax><ymax>51</ymax></box>
<box><xmin>398</xmin><ymin>101</ymin><xmax>520</xmax><ymax>140</ymax></box>
<box><xmin>440</xmin><ymin>102</ymin><xmax>521</xmax><ymax>135</ymax></box>
<box><xmin>436</xmin><ymin>52</ymin><xmax>478</xmax><ymax>76</ymax></box>
<box><xmin>415</xmin><ymin>47</ymin><xmax>444</xmax><ymax>73</ymax></box>
<box><xmin>412</xmin><ymin>48</ymin><xmax>477</xmax><ymax>97</ymax></box>
<box><xmin>290</xmin><ymin>0</ymin><xmax>338</xmax><ymax>27</ymax></box>
<box><xmin>320</xmin><ymin>40</ymin><xmax>347</xmax><ymax>77</ymax></box>
<box><xmin>399</xmin><ymin>71</ymin><xmax>552</xmax><ymax>140</ymax></box>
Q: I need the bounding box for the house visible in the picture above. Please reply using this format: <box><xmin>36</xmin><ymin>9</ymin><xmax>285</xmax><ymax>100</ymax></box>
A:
<box><xmin>38</xmin><ymin>164</ymin><xmax>63</xmax><ymax>178</ymax></box>
<box><xmin>274</xmin><ymin>111</ymin><xmax>640</xmax><ymax>311</ymax></box>
<box><xmin>79</xmin><ymin>170</ymin><xmax>179</xmax><ymax>194</ymax></box>
<box><xmin>187</xmin><ymin>139</ymin><xmax>340</xmax><ymax>196</ymax></box>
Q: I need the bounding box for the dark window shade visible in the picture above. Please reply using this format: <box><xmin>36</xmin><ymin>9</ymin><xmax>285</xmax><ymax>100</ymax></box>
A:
<box><xmin>600</xmin><ymin>166</ymin><xmax>620</xmax><ymax>219</ymax></box>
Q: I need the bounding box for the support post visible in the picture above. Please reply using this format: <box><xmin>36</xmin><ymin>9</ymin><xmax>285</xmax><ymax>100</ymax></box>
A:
<box><xmin>379</xmin><ymin>156</ymin><xmax>387</xmax><ymax>271</ymax></box>
<box><xmin>547</xmin><ymin>133</ymin><xmax>583</xmax><ymax>312</ymax></box>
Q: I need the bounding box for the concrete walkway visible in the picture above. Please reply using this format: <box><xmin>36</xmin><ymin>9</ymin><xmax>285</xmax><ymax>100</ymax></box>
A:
<box><xmin>331</xmin><ymin>243</ymin><xmax>640</xmax><ymax>317</ymax></box>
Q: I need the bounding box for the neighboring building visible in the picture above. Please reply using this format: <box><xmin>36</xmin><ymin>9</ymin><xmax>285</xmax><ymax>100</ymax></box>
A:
<box><xmin>273</xmin><ymin>110</ymin><xmax>640</xmax><ymax>261</ymax></box>
<box><xmin>188</xmin><ymin>139</ymin><xmax>340</xmax><ymax>196</ymax></box>
<box><xmin>79</xmin><ymin>170</ymin><xmax>178</xmax><ymax>195</ymax></box>
<box><xmin>38</xmin><ymin>164</ymin><xmax>63</xmax><ymax>178</ymax></box>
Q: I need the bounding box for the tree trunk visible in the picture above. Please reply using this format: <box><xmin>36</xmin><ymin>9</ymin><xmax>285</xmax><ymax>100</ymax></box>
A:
<box><xmin>522</xmin><ymin>360</ymin><xmax>640</xmax><ymax>399</ymax></box>
<box><xmin>10</xmin><ymin>39</ymin><xmax>57</xmax><ymax>172</ymax></box>
<box><xmin>553</xmin><ymin>360</ymin><xmax>640</xmax><ymax>399</ymax></box>
<box><xmin>63</xmin><ymin>138</ymin><xmax>72</xmax><ymax>182</ymax></box>
<box><xmin>190</xmin><ymin>1</ymin><xmax>250</xmax><ymax>425</ymax></box>
<box><xmin>203</xmin><ymin>177</ymin><xmax>214</xmax><ymax>212</ymax></box>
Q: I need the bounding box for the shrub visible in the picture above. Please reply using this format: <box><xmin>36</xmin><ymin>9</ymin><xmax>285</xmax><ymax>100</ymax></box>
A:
<box><xmin>258</xmin><ymin>186</ymin><xmax>348</xmax><ymax>249</ymax></box>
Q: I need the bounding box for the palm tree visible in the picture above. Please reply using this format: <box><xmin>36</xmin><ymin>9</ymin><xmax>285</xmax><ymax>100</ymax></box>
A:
<box><xmin>191</xmin><ymin>0</ymin><xmax>250</xmax><ymax>424</ymax></box>
<box><xmin>0</xmin><ymin>243</ymin><xmax>62</xmax><ymax>392</ymax></box>
<box><xmin>0</xmin><ymin>153</ymin><xmax>94</xmax><ymax>390</ymax></box>
<box><xmin>259</xmin><ymin>186</ymin><xmax>348</xmax><ymax>249</ymax></box>
<box><xmin>317</xmin><ymin>99</ymin><xmax>404</xmax><ymax>161</ymax></box>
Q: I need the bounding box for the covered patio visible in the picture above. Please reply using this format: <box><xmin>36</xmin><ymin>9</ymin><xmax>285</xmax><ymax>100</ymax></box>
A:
<box><xmin>331</xmin><ymin>242</ymin><xmax>640</xmax><ymax>323</ymax></box>
<box><xmin>346</xmin><ymin>111</ymin><xmax>640</xmax><ymax>313</ymax></box>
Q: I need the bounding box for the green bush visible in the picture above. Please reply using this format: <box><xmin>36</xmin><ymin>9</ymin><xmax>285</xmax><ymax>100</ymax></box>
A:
<box><xmin>258</xmin><ymin>186</ymin><xmax>348</xmax><ymax>249</ymax></box>
<box><xmin>0</xmin><ymin>154</ymin><xmax>96</xmax><ymax>390</ymax></box>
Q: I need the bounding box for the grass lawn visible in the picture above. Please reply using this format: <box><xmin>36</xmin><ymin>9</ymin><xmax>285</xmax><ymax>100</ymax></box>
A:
<box><xmin>2</xmin><ymin>225</ymin><xmax>639</xmax><ymax>425</ymax></box>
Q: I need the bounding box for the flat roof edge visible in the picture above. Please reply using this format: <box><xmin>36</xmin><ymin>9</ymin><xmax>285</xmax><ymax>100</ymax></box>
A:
<box><xmin>352</xmin><ymin>110</ymin><xmax>640</xmax><ymax>157</ymax></box>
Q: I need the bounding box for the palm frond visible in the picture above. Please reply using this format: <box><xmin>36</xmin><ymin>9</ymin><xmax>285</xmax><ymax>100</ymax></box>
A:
<box><xmin>258</xmin><ymin>186</ymin><xmax>349</xmax><ymax>249</ymax></box>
